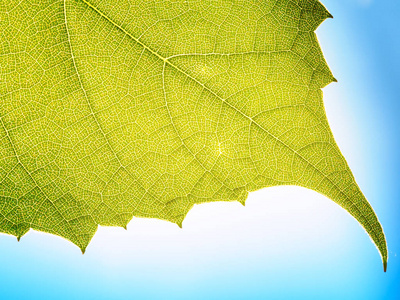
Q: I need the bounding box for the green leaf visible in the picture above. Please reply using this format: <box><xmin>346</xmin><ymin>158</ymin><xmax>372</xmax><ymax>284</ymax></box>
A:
<box><xmin>0</xmin><ymin>0</ymin><xmax>387</xmax><ymax>270</ymax></box>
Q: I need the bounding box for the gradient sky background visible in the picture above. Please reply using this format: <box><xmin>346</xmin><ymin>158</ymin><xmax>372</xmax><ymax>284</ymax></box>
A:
<box><xmin>0</xmin><ymin>1</ymin><xmax>399</xmax><ymax>299</ymax></box>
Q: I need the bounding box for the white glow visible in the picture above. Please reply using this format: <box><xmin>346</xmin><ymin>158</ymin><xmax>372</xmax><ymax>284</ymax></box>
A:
<box><xmin>81</xmin><ymin>185</ymin><xmax>352</xmax><ymax>270</ymax></box>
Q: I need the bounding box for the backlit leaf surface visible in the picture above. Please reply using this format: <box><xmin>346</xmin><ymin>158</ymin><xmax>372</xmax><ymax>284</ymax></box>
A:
<box><xmin>0</xmin><ymin>0</ymin><xmax>387</xmax><ymax>270</ymax></box>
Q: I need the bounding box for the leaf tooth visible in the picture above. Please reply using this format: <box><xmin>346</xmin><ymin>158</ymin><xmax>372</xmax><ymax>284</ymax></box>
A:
<box><xmin>237</xmin><ymin>190</ymin><xmax>248</xmax><ymax>206</ymax></box>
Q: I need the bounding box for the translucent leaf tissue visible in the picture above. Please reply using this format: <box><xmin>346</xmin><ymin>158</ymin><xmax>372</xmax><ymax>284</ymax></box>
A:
<box><xmin>0</xmin><ymin>0</ymin><xmax>387</xmax><ymax>271</ymax></box>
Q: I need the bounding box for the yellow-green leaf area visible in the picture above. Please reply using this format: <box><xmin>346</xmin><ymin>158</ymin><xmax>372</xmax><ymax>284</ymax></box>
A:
<box><xmin>0</xmin><ymin>0</ymin><xmax>387</xmax><ymax>270</ymax></box>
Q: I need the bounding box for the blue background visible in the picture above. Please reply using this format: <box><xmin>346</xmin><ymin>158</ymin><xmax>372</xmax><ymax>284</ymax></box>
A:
<box><xmin>0</xmin><ymin>1</ymin><xmax>399</xmax><ymax>299</ymax></box>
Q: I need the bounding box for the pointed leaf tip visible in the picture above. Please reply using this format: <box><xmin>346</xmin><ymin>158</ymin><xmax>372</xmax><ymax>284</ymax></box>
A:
<box><xmin>384</xmin><ymin>260</ymin><xmax>387</xmax><ymax>272</ymax></box>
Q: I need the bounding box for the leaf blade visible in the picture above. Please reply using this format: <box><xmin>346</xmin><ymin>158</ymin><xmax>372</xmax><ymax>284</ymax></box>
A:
<box><xmin>0</xmin><ymin>0</ymin><xmax>387</xmax><ymax>269</ymax></box>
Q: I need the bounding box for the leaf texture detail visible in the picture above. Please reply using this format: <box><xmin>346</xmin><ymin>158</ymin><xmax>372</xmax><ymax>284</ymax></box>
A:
<box><xmin>0</xmin><ymin>0</ymin><xmax>387</xmax><ymax>270</ymax></box>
